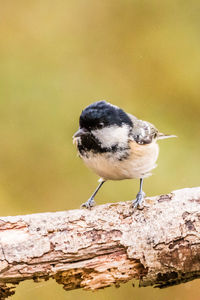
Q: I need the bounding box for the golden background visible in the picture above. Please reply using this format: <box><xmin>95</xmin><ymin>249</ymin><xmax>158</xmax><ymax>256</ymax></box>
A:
<box><xmin>0</xmin><ymin>1</ymin><xmax>199</xmax><ymax>299</ymax></box>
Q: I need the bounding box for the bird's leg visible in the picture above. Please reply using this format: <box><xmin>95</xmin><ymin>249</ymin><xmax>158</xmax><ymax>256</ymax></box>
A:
<box><xmin>132</xmin><ymin>178</ymin><xmax>145</xmax><ymax>209</ymax></box>
<box><xmin>81</xmin><ymin>178</ymin><xmax>105</xmax><ymax>209</ymax></box>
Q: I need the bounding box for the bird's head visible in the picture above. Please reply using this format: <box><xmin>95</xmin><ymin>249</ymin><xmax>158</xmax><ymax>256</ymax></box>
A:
<box><xmin>73</xmin><ymin>100</ymin><xmax>133</xmax><ymax>151</ymax></box>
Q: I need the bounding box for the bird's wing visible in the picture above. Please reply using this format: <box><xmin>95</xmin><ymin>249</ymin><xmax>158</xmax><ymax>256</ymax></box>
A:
<box><xmin>128</xmin><ymin>113</ymin><xmax>176</xmax><ymax>144</ymax></box>
<box><xmin>128</xmin><ymin>113</ymin><xmax>158</xmax><ymax>144</ymax></box>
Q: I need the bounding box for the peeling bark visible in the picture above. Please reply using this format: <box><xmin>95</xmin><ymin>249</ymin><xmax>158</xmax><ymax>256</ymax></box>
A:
<box><xmin>0</xmin><ymin>187</ymin><xmax>200</xmax><ymax>299</ymax></box>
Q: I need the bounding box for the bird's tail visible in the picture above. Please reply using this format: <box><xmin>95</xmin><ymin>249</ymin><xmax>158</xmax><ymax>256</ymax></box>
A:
<box><xmin>157</xmin><ymin>133</ymin><xmax>177</xmax><ymax>140</ymax></box>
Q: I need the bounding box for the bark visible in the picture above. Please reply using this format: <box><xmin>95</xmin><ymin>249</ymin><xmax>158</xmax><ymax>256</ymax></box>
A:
<box><xmin>0</xmin><ymin>187</ymin><xmax>200</xmax><ymax>299</ymax></box>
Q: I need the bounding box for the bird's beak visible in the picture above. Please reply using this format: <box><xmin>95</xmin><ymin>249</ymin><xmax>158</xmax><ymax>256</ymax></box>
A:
<box><xmin>73</xmin><ymin>128</ymin><xmax>89</xmax><ymax>138</ymax></box>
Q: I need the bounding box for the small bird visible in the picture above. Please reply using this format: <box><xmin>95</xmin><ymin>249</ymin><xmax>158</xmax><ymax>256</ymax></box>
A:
<box><xmin>73</xmin><ymin>100</ymin><xmax>176</xmax><ymax>209</ymax></box>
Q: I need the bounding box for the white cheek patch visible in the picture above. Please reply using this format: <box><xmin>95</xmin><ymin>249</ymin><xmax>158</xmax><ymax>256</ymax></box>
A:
<box><xmin>92</xmin><ymin>125</ymin><xmax>129</xmax><ymax>148</ymax></box>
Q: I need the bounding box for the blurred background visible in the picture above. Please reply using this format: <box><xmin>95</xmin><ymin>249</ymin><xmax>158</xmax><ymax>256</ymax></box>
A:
<box><xmin>0</xmin><ymin>0</ymin><xmax>199</xmax><ymax>299</ymax></box>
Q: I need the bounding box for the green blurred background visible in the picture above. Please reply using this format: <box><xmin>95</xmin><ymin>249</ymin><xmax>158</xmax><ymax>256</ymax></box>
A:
<box><xmin>0</xmin><ymin>0</ymin><xmax>199</xmax><ymax>299</ymax></box>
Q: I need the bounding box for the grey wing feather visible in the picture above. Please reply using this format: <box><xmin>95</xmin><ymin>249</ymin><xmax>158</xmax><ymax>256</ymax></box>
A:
<box><xmin>128</xmin><ymin>114</ymin><xmax>158</xmax><ymax>144</ymax></box>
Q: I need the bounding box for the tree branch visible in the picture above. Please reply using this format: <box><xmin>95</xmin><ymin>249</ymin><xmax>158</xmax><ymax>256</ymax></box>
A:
<box><xmin>0</xmin><ymin>187</ymin><xmax>200</xmax><ymax>299</ymax></box>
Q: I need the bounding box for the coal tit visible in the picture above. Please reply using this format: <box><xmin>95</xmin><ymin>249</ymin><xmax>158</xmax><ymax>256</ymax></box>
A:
<box><xmin>73</xmin><ymin>100</ymin><xmax>176</xmax><ymax>209</ymax></box>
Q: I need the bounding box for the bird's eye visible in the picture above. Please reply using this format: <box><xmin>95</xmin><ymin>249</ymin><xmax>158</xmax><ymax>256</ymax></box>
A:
<box><xmin>99</xmin><ymin>122</ymin><xmax>104</xmax><ymax>128</ymax></box>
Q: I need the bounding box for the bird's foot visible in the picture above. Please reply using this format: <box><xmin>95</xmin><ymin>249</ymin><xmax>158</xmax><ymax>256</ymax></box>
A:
<box><xmin>132</xmin><ymin>191</ymin><xmax>145</xmax><ymax>209</ymax></box>
<box><xmin>81</xmin><ymin>197</ymin><xmax>96</xmax><ymax>209</ymax></box>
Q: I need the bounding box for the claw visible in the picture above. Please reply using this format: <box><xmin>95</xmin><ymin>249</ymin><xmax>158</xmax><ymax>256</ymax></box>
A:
<box><xmin>81</xmin><ymin>198</ymin><xmax>96</xmax><ymax>209</ymax></box>
<box><xmin>132</xmin><ymin>191</ymin><xmax>145</xmax><ymax>209</ymax></box>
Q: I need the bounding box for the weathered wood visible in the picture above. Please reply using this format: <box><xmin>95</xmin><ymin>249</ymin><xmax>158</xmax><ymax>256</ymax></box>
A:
<box><xmin>0</xmin><ymin>187</ymin><xmax>200</xmax><ymax>299</ymax></box>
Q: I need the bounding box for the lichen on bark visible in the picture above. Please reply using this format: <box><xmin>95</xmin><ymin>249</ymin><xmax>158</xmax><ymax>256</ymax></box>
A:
<box><xmin>0</xmin><ymin>187</ymin><xmax>200</xmax><ymax>299</ymax></box>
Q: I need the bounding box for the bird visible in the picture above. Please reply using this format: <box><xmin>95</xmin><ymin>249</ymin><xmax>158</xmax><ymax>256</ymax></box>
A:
<box><xmin>73</xmin><ymin>100</ymin><xmax>176</xmax><ymax>209</ymax></box>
